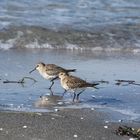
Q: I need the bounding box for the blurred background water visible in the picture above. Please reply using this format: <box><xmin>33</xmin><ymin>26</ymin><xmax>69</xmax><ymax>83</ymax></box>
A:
<box><xmin>0</xmin><ymin>0</ymin><xmax>140</xmax><ymax>29</ymax></box>
<box><xmin>0</xmin><ymin>0</ymin><xmax>140</xmax><ymax>51</ymax></box>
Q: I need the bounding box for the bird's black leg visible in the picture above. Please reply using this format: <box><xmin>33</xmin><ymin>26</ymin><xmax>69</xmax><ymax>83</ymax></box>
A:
<box><xmin>76</xmin><ymin>89</ymin><xmax>85</xmax><ymax>101</ymax></box>
<box><xmin>49</xmin><ymin>81</ymin><xmax>54</xmax><ymax>90</ymax></box>
<box><xmin>51</xmin><ymin>76</ymin><xmax>59</xmax><ymax>81</ymax></box>
<box><xmin>48</xmin><ymin>77</ymin><xmax>58</xmax><ymax>90</ymax></box>
<box><xmin>49</xmin><ymin>88</ymin><xmax>54</xmax><ymax>96</ymax></box>
<box><xmin>62</xmin><ymin>89</ymin><xmax>67</xmax><ymax>97</ymax></box>
<box><xmin>73</xmin><ymin>92</ymin><xmax>76</xmax><ymax>102</ymax></box>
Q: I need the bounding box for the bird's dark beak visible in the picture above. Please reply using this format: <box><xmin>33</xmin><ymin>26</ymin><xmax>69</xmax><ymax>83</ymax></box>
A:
<box><xmin>29</xmin><ymin>67</ymin><xmax>36</xmax><ymax>74</ymax></box>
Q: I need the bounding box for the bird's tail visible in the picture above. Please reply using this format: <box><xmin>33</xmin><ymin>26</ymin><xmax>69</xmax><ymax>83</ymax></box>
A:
<box><xmin>66</xmin><ymin>69</ymin><xmax>76</xmax><ymax>73</ymax></box>
<box><xmin>89</xmin><ymin>83</ymin><xmax>99</xmax><ymax>89</ymax></box>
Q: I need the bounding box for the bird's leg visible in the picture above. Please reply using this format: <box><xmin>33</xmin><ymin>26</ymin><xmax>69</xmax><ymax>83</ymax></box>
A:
<box><xmin>49</xmin><ymin>88</ymin><xmax>54</xmax><ymax>96</ymax></box>
<box><xmin>48</xmin><ymin>76</ymin><xmax>58</xmax><ymax>90</ymax></box>
<box><xmin>49</xmin><ymin>80</ymin><xmax>54</xmax><ymax>90</ymax></box>
<box><xmin>51</xmin><ymin>76</ymin><xmax>59</xmax><ymax>81</ymax></box>
<box><xmin>76</xmin><ymin>89</ymin><xmax>85</xmax><ymax>101</ymax></box>
<box><xmin>72</xmin><ymin>92</ymin><xmax>76</xmax><ymax>102</ymax></box>
<box><xmin>62</xmin><ymin>89</ymin><xmax>67</xmax><ymax>97</ymax></box>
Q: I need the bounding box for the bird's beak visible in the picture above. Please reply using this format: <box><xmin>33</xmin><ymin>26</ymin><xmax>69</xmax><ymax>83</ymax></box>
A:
<box><xmin>29</xmin><ymin>67</ymin><xmax>36</xmax><ymax>74</ymax></box>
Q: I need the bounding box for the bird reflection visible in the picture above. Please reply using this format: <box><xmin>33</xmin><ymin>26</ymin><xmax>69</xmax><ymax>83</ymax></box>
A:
<box><xmin>34</xmin><ymin>94</ymin><xmax>63</xmax><ymax>108</ymax></box>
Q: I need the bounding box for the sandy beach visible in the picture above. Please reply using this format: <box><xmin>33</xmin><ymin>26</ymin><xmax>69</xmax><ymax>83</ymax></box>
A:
<box><xmin>0</xmin><ymin>108</ymin><xmax>138</xmax><ymax>140</ymax></box>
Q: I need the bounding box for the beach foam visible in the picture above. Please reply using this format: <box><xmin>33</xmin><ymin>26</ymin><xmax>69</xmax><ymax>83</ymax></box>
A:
<box><xmin>0</xmin><ymin>25</ymin><xmax>140</xmax><ymax>53</ymax></box>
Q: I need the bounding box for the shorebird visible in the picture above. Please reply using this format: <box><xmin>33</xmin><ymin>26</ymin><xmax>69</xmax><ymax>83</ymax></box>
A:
<box><xmin>58</xmin><ymin>72</ymin><xmax>99</xmax><ymax>102</ymax></box>
<box><xmin>29</xmin><ymin>62</ymin><xmax>76</xmax><ymax>90</ymax></box>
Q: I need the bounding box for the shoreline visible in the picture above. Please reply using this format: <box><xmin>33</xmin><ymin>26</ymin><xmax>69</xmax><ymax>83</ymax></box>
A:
<box><xmin>0</xmin><ymin>108</ymin><xmax>139</xmax><ymax>140</ymax></box>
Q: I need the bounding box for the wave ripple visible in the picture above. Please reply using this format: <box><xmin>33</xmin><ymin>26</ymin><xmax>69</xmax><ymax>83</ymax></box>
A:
<box><xmin>0</xmin><ymin>24</ymin><xmax>140</xmax><ymax>53</ymax></box>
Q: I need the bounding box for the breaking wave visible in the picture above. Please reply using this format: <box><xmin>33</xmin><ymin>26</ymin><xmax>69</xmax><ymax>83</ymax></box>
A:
<box><xmin>0</xmin><ymin>24</ymin><xmax>140</xmax><ymax>53</ymax></box>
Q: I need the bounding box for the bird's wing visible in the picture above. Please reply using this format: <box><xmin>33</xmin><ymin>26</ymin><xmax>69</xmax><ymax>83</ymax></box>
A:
<box><xmin>45</xmin><ymin>64</ymin><xmax>65</xmax><ymax>75</ymax></box>
<box><xmin>66</xmin><ymin>76</ymin><xmax>88</xmax><ymax>89</ymax></box>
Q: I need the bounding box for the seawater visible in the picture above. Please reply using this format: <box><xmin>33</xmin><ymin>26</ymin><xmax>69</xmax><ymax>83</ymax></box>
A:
<box><xmin>0</xmin><ymin>0</ymin><xmax>140</xmax><ymax>122</ymax></box>
<box><xmin>0</xmin><ymin>50</ymin><xmax>140</xmax><ymax>122</ymax></box>
<box><xmin>0</xmin><ymin>0</ymin><xmax>140</xmax><ymax>29</ymax></box>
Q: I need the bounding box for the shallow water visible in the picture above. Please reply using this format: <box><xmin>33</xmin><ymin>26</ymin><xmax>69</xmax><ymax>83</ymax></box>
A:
<box><xmin>0</xmin><ymin>49</ymin><xmax>140</xmax><ymax>122</ymax></box>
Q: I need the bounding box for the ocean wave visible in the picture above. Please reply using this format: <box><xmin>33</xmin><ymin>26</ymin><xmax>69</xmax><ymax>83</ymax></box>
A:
<box><xmin>0</xmin><ymin>25</ymin><xmax>140</xmax><ymax>53</ymax></box>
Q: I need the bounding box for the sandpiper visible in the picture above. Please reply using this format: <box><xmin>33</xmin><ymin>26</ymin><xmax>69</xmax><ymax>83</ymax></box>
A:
<box><xmin>58</xmin><ymin>72</ymin><xmax>99</xmax><ymax>102</ymax></box>
<box><xmin>29</xmin><ymin>62</ymin><xmax>76</xmax><ymax>90</ymax></box>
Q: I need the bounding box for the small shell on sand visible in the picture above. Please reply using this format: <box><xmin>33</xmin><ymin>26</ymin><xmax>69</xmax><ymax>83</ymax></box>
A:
<box><xmin>104</xmin><ymin>126</ymin><xmax>108</xmax><ymax>129</ymax></box>
<box><xmin>23</xmin><ymin>125</ymin><xmax>27</xmax><ymax>129</ymax></box>
<box><xmin>73</xmin><ymin>134</ymin><xmax>78</xmax><ymax>138</ymax></box>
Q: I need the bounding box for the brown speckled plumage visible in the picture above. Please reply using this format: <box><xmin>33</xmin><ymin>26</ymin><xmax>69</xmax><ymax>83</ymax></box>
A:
<box><xmin>59</xmin><ymin>72</ymin><xmax>99</xmax><ymax>101</ymax></box>
<box><xmin>29</xmin><ymin>62</ymin><xmax>76</xmax><ymax>90</ymax></box>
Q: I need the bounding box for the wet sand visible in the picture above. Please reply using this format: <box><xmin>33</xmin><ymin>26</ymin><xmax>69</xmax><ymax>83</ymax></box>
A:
<box><xmin>0</xmin><ymin>108</ymin><xmax>138</xmax><ymax>140</ymax></box>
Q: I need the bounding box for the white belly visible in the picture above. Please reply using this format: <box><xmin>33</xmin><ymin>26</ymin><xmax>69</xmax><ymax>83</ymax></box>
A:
<box><xmin>61</xmin><ymin>80</ymin><xmax>70</xmax><ymax>90</ymax></box>
<box><xmin>39</xmin><ymin>72</ymin><xmax>56</xmax><ymax>80</ymax></box>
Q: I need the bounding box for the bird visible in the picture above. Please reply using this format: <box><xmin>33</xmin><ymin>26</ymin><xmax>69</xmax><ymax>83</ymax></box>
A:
<box><xmin>29</xmin><ymin>62</ymin><xmax>76</xmax><ymax>90</ymax></box>
<box><xmin>58</xmin><ymin>72</ymin><xmax>99</xmax><ymax>102</ymax></box>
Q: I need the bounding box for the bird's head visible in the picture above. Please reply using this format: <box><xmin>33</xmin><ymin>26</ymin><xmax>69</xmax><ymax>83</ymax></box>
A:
<box><xmin>29</xmin><ymin>62</ymin><xmax>45</xmax><ymax>73</ymax></box>
<box><xmin>58</xmin><ymin>72</ymin><xmax>68</xmax><ymax>79</ymax></box>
